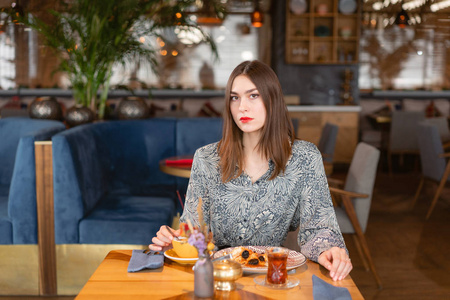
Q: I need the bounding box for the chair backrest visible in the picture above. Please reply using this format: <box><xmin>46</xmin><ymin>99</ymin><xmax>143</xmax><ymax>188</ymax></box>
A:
<box><xmin>389</xmin><ymin>111</ymin><xmax>425</xmax><ymax>152</ymax></box>
<box><xmin>318</xmin><ymin>123</ymin><xmax>339</xmax><ymax>163</ymax></box>
<box><xmin>344</xmin><ymin>142</ymin><xmax>380</xmax><ymax>232</ymax></box>
<box><xmin>417</xmin><ymin>123</ymin><xmax>447</xmax><ymax>182</ymax></box>
<box><xmin>421</xmin><ymin>117</ymin><xmax>450</xmax><ymax>143</ymax></box>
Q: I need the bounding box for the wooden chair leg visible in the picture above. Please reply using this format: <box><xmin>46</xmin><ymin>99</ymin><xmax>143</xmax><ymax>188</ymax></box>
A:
<box><xmin>341</xmin><ymin>195</ymin><xmax>383</xmax><ymax>289</ymax></box>
<box><xmin>352</xmin><ymin>234</ymin><xmax>369</xmax><ymax>271</ymax></box>
<box><xmin>411</xmin><ymin>176</ymin><xmax>425</xmax><ymax>209</ymax></box>
<box><xmin>426</xmin><ymin>161</ymin><xmax>450</xmax><ymax>220</ymax></box>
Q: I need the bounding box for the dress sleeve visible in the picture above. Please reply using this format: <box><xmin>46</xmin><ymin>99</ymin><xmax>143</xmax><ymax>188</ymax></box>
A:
<box><xmin>179</xmin><ymin>149</ymin><xmax>211</xmax><ymax>228</ymax></box>
<box><xmin>297</xmin><ymin>146</ymin><xmax>347</xmax><ymax>262</ymax></box>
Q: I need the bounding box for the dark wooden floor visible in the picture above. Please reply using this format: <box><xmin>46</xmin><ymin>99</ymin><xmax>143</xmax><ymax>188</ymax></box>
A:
<box><xmin>1</xmin><ymin>166</ymin><xmax>449</xmax><ymax>300</ymax></box>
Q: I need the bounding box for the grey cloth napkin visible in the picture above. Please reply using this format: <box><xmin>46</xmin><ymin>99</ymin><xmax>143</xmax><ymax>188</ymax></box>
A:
<box><xmin>312</xmin><ymin>275</ymin><xmax>351</xmax><ymax>300</ymax></box>
<box><xmin>127</xmin><ymin>250</ymin><xmax>164</xmax><ymax>272</ymax></box>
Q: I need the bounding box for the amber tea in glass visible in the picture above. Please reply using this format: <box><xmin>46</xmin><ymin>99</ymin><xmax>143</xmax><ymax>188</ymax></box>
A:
<box><xmin>266</xmin><ymin>247</ymin><xmax>289</xmax><ymax>285</ymax></box>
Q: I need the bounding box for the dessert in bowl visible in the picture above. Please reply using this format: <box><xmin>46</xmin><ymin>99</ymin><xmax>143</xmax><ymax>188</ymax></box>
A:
<box><xmin>172</xmin><ymin>237</ymin><xmax>199</xmax><ymax>258</ymax></box>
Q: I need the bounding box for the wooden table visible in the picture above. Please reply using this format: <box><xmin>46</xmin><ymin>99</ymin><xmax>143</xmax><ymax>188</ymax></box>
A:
<box><xmin>76</xmin><ymin>250</ymin><xmax>364</xmax><ymax>299</ymax></box>
<box><xmin>159</xmin><ymin>155</ymin><xmax>193</xmax><ymax>179</ymax></box>
<box><xmin>161</xmin><ymin>155</ymin><xmax>333</xmax><ymax>178</ymax></box>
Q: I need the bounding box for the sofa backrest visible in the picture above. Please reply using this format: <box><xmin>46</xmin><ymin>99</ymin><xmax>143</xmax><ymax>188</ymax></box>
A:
<box><xmin>54</xmin><ymin>119</ymin><xmax>178</xmax><ymax>215</ymax></box>
<box><xmin>0</xmin><ymin>117</ymin><xmax>65</xmax><ymax>186</ymax></box>
<box><xmin>175</xmin><ymin>117</ymin><xmax>223</xmax><ymax>207</ymax></box>
<box><xmin>175</xmin><ymin>117</ymin><xmax>223</xmax><ymax>155</ymax></box>
<box><xmin>52</xmin><ymin>117</ymin><xmax>223</xmax><ymax>243</ymax></box>
<box><xmin>0</xmin><ymin>117</ymin><xmax>66</xmax><ymax>244</ymax></box>
<box><xmin>95</xmin><ymin>119</ymin><xmax>178</xmax><ymax>196</ymax></box>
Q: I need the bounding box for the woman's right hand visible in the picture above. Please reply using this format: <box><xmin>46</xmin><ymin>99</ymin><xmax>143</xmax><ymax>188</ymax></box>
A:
<box><xmin>149</xmin><ymin>225</ymin><xmax>181</xmax><ymax>251</ymax></box>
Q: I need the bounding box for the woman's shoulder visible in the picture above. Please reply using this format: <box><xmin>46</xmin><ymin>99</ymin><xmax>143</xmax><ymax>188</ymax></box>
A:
<box><xmin>194</xmin><ymin>141</ymin><xmax>220</xmax><ymax>159</ymax></box>
<box><xmin>285</xmin><ymin>140</ymin><xmax>322</xmax><ymax>171</ymax></box>
<box><xmin>292</xmin><ymin>139</ymin><xmax>320</xmax><ymax>156</ymax></box>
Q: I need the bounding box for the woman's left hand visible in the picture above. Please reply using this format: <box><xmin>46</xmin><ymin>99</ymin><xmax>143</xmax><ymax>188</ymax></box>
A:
<box><xmin>318</xmin><ymin>247</ymin><xmax>353</xmax><ymax>281</ymax></box>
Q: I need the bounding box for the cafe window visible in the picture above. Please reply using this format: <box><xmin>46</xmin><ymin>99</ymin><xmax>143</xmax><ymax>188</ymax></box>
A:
<box><xmin>0</xmin><ymin>26</ymin><xmax>16</xmax><ymax>90</ymax></box>
<box><xmin>359</xmin><ymin>26</ymin><xmax>448</xmax><ymax>90</ymax></box>
<box><xmin>359</xmin><ymin>3</ymin><xmax>450</xmax><ymax>91</ymax></box>
<box><xmin>125</xmin><ymin>14</ymin><xmax>259</xmax><ymax>90</ymax></box>
<box><xmin>0</xmin><ymin>14</ymin><xmax>258</xmax><ymax>91</ymax></box>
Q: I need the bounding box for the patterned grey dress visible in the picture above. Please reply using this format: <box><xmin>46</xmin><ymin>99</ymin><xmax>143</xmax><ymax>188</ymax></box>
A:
<box><xmin>180</xmin><ymin>139</ymin><xmax>346</xmax><ymax>262</ymax></box>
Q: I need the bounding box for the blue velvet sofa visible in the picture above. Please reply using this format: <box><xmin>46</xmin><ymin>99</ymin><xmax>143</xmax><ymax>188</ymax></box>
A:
<box><xmin>51</xmin><ymin>117</ymin><xmax>223</xmax><ymax>245</ymax></box>
<box><xmin>0</xmin><ymin>117</ymin><xmax>66</xmax><ymax>245</ymax></box>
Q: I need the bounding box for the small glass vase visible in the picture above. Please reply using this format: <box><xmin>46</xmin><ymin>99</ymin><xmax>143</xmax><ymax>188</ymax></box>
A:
<box><xmin>194</xmin><ymin>252</ymin><xmax>214</xmax><ymax>298</ymax></box>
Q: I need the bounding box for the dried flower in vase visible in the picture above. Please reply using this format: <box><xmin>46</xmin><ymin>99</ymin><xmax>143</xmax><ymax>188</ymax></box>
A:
<box><xmin>180</xmin><ymin>197</ymin><xmax>215</xmax><ymax>255</ymax></box>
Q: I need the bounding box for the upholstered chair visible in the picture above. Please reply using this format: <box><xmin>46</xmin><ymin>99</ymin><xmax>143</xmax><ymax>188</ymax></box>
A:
<box><xmin>421</xmin><ymin>116</ymin><xmax>450</xmax><ymax>148</ymax></box>
<box><xmin>318</xmin><ymin>122</ymin><xmax>339</xmax><ymax>163</ymax></box>
<box><xmin>316</xmin><ymin>122</ymin><xmax>339</xmax><ymax>176</ymax></box>
<box><xmin>412</xmin><ymin>123</ymin><xmax>450</xmax><ymax>219</ymax></box>
<box><xmin>329</xmin><ymin>142</ymin><xmax>382</xmax><ymax>288</ymax></box>
<box><xmin>388</xmin><ymin>111</ymin><xmax>425</xmax><ymax>175</ymax></box>
<box><xmin>283</xmin><ymin>142</ymin><xmax>382</xmax><ymax>288</ymax></box>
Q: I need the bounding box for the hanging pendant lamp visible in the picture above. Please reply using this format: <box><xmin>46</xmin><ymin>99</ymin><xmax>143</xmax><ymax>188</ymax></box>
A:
<box><xmin>395</xmin><ymin>7</ymin><xmax>410</xmax><ymax>28</ymax></box>
<box><xmin>251</xmin><ymin>0</ymin><xmax>263</xmax><ymax>28</ymax></box>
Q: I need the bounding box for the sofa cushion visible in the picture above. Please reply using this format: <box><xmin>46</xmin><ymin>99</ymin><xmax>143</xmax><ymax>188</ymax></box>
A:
<box><xmin>79</xmin><ymin>195</ymin><xmax>175</xmax><ymax>244</ymax></box>
<box><xmin>0</xmin><ymin>195</ymin><xmax>12</xmax><ymax>244</ymax></box>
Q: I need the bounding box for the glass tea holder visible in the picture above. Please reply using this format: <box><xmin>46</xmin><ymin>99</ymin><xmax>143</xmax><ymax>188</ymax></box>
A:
<box><xmin>254</xmin><ymin>247</ymin><xmax>300</xmax><ymax>289</ymax></box>
<box><xmin>267</xmin><ymin>247</ymin><xmax>289</xmax><ymax>285</ymax></box>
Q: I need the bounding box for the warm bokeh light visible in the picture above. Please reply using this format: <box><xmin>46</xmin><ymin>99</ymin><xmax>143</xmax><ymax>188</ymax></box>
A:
<box><xmin>251</xmin><ymin>11</ymin><xmax>263</xmax><ymax>28</ymax></box>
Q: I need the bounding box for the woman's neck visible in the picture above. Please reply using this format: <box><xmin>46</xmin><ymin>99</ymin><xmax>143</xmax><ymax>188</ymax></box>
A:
<box><xmin>242</xmin><ymin>133</ymin><xmax>268</xmax><ymax>182</ymax></box>
<box><xmin>242</xmin><ymin>133</ymin><xmax>262</xmax><ymax>158</ymax></box>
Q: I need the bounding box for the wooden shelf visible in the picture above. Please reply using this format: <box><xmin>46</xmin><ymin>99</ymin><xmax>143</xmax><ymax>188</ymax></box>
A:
<box><xmin>286</xmin><ymin>0</ymin><xmax>361</xmax><ymax>64</ymax></box>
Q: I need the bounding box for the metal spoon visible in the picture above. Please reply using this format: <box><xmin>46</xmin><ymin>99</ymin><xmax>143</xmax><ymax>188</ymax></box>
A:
<box><xmin>165</xmin><ymin>225</ymin><xmax>181</xmax><ymax>241</ymax></box>
<box><xmin>211</xmin><ymin>253</ymin><xmax>233</xmax><ymax>262</ymax></box>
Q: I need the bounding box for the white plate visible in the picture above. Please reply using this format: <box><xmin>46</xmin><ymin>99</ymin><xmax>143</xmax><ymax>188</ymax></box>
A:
<box><xmin>290</xmin><ymin>0</ymin><xmax>308</xmax><ymax>15</ymax></box>
<box><xmin>164</xmin><ymin>249</ymin><xmax>198</xmax><ymax>265</ymax></box>
<box><xmin>339</xmin><ymin>0</ymin><xmax>357</xmax><ymax>14</ymax></box>
<box><xmin>213</xmin><ymin>246</ymin><xmax>306</xmax><ymax>274</ymax></box>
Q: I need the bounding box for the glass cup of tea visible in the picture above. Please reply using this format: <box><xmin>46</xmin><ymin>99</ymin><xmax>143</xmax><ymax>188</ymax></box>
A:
<box><xmin>266</xmin><ymin>247</ymin><xmax>289</xmax><ymax>285</ymax></box>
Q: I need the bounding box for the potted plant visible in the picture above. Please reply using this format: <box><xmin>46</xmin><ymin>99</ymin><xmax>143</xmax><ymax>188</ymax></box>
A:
<box><xmin>15</xmin><ymin>0</ymin><xmax>220</xmax><ymax>122</ymax></box>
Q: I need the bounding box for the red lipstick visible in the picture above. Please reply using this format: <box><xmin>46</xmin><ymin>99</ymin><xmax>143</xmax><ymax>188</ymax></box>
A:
<box><xmin>240</xmin><ymin>117</ymin><xmax>253</xmax><ymax>123</ymax></box>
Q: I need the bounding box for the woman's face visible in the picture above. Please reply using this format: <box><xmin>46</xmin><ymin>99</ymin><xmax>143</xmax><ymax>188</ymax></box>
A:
<box><xmin>229</xmin><ymin>75</ymin><xmax>267</xmax><ymax>136</ymax></box>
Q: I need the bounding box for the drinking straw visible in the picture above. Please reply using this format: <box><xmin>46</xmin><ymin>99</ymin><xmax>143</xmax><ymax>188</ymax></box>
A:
<box><xmin>176</xmin><ymin>190</ymin><xmax>184</xmax><ymax>210</ymax></box>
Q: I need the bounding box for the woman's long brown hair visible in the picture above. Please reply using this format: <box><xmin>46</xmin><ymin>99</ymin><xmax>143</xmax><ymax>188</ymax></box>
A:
<box><xmin>218</xmin><ymin>60</ymin><xmax>296</xmax><ymax>182</ymax></box>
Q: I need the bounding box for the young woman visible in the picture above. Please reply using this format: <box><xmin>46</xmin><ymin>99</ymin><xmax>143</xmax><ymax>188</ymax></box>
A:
<box><xmin>150</xmin><ymin>60</ymin><xmax>352</xmax><ymax>281</ymax></box>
